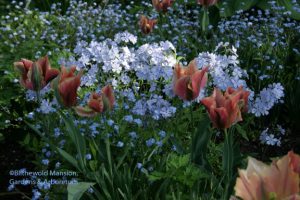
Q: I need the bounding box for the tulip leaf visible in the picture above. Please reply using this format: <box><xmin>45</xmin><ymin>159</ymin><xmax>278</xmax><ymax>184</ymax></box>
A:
<box><xmin>277</xmin><ymin>0</ymin><xmax>300</xmax><ymax>20</ymax></box>
<box><xmin>57</xmin><ymin>147</ymin><xmax>79</xmax><ymax>170</ymax></box>
<box><xmin>67</xmin><ymin>182</ymin><xmax>95</xmax><ymax>200</ymax></box>
<box><xmin>256</xmin><ymin>0</ymin><xmax>269</xmax><ymax>9</ymax></box>
<box><xmin>219</xmin><ymin>0</ymin><xmax>259</xmax><ymax>17</ymax></box>
<box><xmin>222</xmin><ymin>128</ymin><xmax>242</xmax><ymax>199</ymax></box>
<box><xmin>59</xmin><ymin>111</ymin><xmax>87</xmax><ymax>172</ymax></box>
<box><xmin>190</xmin><ymin>114</ymin><xmax>211</xmax><ymax>170</ymax></box>
<box><xmin>236</xmin><ymin>124</ymin><xmax>249</xmax><ymax>141</ymax></box>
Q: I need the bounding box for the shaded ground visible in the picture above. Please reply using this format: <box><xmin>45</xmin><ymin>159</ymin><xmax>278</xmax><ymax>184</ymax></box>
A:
<box><xmin>0</xmin><ymin>126</ymin><xmax>35</xmax><ymax>200</ymax></box>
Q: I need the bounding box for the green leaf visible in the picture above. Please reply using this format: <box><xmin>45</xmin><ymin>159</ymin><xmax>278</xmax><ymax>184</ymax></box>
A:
<box><xmin>57</xmin><ymin>147</ymin><xmax>79</xmax><ymax>170</ymax></box>
<box><xmin>190</xmin><ymin>114</ymin><xmax>211</xmax><ymax>169</ymax></box>
<box><xmin>0</xmin><ymin>133</ymin><xmax>4</xmax><ymax>142</ymax></box>
<box><xmin>59</xmin><ymin>111</ymin><xmax>86</xmax><ymax>171</ymax></box>
<box><xmin>148</xmin><ymin>171</ymin><xmax>166</xmax><ymax>181</ymax></box>
<box><xmin>278</xmin><ymin>0</ymin><xmax>300</xmax><ymax>20</ymax></box>
<box><xmin>67</xmin><ymin>182</ymin><xmax>95</xmax><ymax>200</ymax></box>
<box><xmin>256</xmin><ymin>0</ymin><xmax>269</xmax><ymax>9</ymax></box>
<box><xmin>235</xmin><ymin>124</ymin><xmax>249</xmax><ymax>141</ymax></box>
<box><xmin>201</xmin><ymin>8</ymin><xmax>209</xmax><ymax>32</ymax></box>
<box><xmin>167</xmin><ymin>153</ymin><xmax>189</xmax><ymax>170</ymax></box>
<box><xmin>219</xmin><ymin>0</ymin><xmax>259</xmax><ymax>17</ymax></box>
<box><xmin>23</xmin><ymin>133</ymin><xmax>31</xmax><ymax>145</ymax></box>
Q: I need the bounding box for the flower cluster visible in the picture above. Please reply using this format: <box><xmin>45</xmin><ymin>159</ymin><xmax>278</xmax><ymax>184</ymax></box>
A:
<box><xmin>259</xmin><ymin>125</ymin><xmax>286</xmax><ymax>147</ymax></box>
<box><xmin>249</xmin><ymin>83</ymin><xmax>284</xmax><ymax>117</ymax></box>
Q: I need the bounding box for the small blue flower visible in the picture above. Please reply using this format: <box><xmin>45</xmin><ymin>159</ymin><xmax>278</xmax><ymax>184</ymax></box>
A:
<box><xmin>146</xmin><ymin>138</ymin><xmax>156</xmax><ymax>147</ymax></box>
<box><xmin>158</xmin><ymin>130</ymin><xmax>166</xmax><ymax>138</ymax></box>
<box><xmin>116</xmin><ymin>141</ymin><xmax>124</xmax><ymax>148</ymax></box>
<box><xmin>88</xmin><ymin>187</ymin><xmax>94</xmax><ymax>193</ymax></box>
<box><xmin>55</xmin><ymin>162</ymin><xmax>61</xmax><ymax>169</ymax></box>
<box><xmin>124</xmin><ymin>115</ymin><xmax>133</xmax><ymax>122</ymax></box>
<box><xmin>156</xmin><ymin>141</ymin><xmax>163</xmax><ymax>147</ymax></box>
<box><xmin>7</xmin><ymin>184</ymin><xmax>15</xmax><ymax>191</ymax></box>
<box><xmin>133</xmin><ymin>118</ymin><xmax>142</xmax><ymax>126</ymax></box>
<box><xmin>137</xmin><ymin>163</ymin><xmax>143</xmax><ymax>169</ymax></box>
<box><xmin>41</xmin><ymin>159</ymin><xmax>49</xmax><ymax>166</ymax></box>
<box><xmin>129</xmin><ymin>132</ymin><xmax>137</xmax><ymax>139</ymax></box>
<box><xmin>45</xmin><ymin>151</ymin><xmax>51</xmax><ymax>158</ymax></box>
<box><xmin>107</xmin><ymin>119</ymin><xmax>114</xmax><ymax>126</ymax></box>
<box><xmin>85</xmin><ymin>154</ymin><xmax>92</xmax><ymax>160</ymax></box>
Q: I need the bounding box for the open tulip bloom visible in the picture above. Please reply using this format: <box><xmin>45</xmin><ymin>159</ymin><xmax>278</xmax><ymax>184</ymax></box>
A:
<box><xmin>233</xmin><ymin>151</ymin><xmax>300</xmax><ymax>200</ymax></box>
<box><xmin>14</xmin><ymin>56</ymin><xmax>59</xmax><ymax>91</ymax></box>
<box><xmin>173</xmin><ymin>59</ymin><xmax>208</xmax><ymax>101</ymax></box>
<box><xmin>152</xmin><ymin>0</ymin><xmax>174</xmax><ymax>13</ymax></box>
<box><xmin>201</xmin><ymin>86</ymin><xmax>250</xmax><ymax>129</ymax></box>
<box><xmin>75</xmin><ymin>85</ymin><xmax>115</xmax><ymax>117</ymax></box>
<box><xmin>139</xmin><ymin>15</ymin><xmax>157</xmax><ymax>35</ymax></box>
<box><xmin>52</xmin><ymin>66</ymin><xmax>82</xmax><ymax>108</ymax></box>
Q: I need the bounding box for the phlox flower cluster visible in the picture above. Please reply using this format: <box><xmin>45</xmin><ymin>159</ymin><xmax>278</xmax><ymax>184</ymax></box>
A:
<box><xmin>249</xmin><ymin>83</ymin><xmax>284</xmax><ymax>117</ymax></box>
<box><xmin>196</xmin><ymin>44</ymin><xmax>248</xmax><ymax>90</ymax></box>
<box><xmin>70</xmin><ymin>32</ymin><xmax>176</xmax><ymax>87</ymax></box>
<box><xmin>259</xmin><ymin>125</ymin><xmax>286</xmax><ymax>146</ymax></box>
<box><xmin>132</xmin><ymin>95</ymin><xmax>177</xmax><ymax>120</ymax></box>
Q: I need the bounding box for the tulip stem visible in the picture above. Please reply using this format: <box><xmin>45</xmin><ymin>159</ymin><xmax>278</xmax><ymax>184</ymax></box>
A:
<box><xmin>190</xmin><ymin>104</ymin><xmax>194</xmax><ymax>127</ymax></box>
<box><xmin>223</xmin><ymin>128</ymin><xmax>234</xmax><ymax>200</ymax></box>
<box><xmin>201</xmin><ymin>8</ymin><xmax>209</xmax><ymax>33</ymax></box>
<box><xmin>36</xmin><ymin>91</ymin><xmax>41</xmax><ymax>105</ymax></box>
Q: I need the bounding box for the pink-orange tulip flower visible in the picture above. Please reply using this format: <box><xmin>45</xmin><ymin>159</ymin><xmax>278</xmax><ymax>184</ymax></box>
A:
<box><xmin>139</xmin><ymin>15</ymin><xmax>157</xmax><ymax>34</ymax></box>
<box><xmin>173</xmin><ymin>59</ymin><xmax>208</xmax><ymax>101</ymax></box>
<box><xmin>152</xmin><ymin>0</ymin><xmax>174</xmax><ymax>13</ymax></box>
<box><xmin>53</xmin><ymin>66</ymin><xmax>82</xmax><ymax>107</ymax></box>
<box><xmin>234</xmin><ymin>151</ymin><xmax>300</xmax><ymax>200</ymax></box>
<box><xmin>14</xmin><ymin>56</ymin><xmax>59</xmax><ymax>91</ymax></box>
<box><xmin>197</xmin><ymin>0</ymin><xmax>218</xmax><ymax>7</ymax></box>
<box><xmin>201</xmin><ymin>86</ymin><xmax>249</xmax><ymax>129</ymax></box>
<box><xmin>75</xmin><ymin>85</ymin><xmax>115</xmax><ymax>117</ymax></box>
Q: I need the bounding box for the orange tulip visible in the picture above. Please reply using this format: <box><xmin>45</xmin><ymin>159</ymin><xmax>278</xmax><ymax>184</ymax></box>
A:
<box><xmin>53</xmin><ymin>66</ymin><xmax>82</xmax><ymax>107</ymax></box>
<box><xmin>201</xmin><ymin>86</ymin><xmax>249</xmax><ymax>129</ymax></box>
<box><xmin>139</xmin><ymin>15</ymin><xmax>157</xmax><ymax>34</ymax></box>
<box><xmin>234</xmin><ymin>151</ymin><xmax>300</xmax><ymax>200</ymax></box>
<box><xmin>75</xmin><ymin>85</ymin><xmax>115</xmax><ymax>117</ymax></box>
<box><xmin>173</xmin><ymin>59</ymin><xmax>208</xmax><ymax>101</ymax></box>
<box><xmin>152</xmin><ymin>0</ymin><xmax>174</xmax><ymax>13</ymax></box>
<box><xmin>197</xmin><ymin>0</ymin><xmax>218</xmax><ymax>7</ymax></box>
<box><xmin>14</xmin><ymin>56</ymin><xmax>59</xmax><ymax>91</ymax></box>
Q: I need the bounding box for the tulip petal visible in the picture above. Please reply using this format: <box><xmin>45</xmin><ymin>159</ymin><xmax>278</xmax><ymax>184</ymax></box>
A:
<box><xmin>289</xmin><ymin>151</ymin><xmax>300</xmax><ymax>174</ymax></box>
<box><xmin>21</xmin><ymin>59</ymin><xmax>33</xmax><ymax>70</ymax></box>
<box><xmin>14</xmin><ymin>62</ymin><xmax>26</xmax><ymax>74</ymax></box>
<box><xmin>214</xmin><ymin>107</ymin><xmax>229</xmax><ymax>128</ymax></box>
<box><xmin>36</xmin><ymin>55</ymin><xmax>49</xmax><ymax>76</ymax></box>
<box><xmin>45</xmin><ymin>68</ymin><xmax>60</xmax><ymax>84</ymax></box>
<box><xmin>88</xmin><ymin>98</ymin><xmax>104</xmax><ymax>113</ymax></box>
<box><xmin>234</xmin><ymin>154</ymin><xmax>300</xmax><ymax>200</ymax></box>
<box><xmin>174</xmin><ymin>77</ymin><xmax>191</xmax><ymax>100</ymax></box>
<box><xmin>191</xmin><ymin>67</ymin><xmax>208</xmax><ymax>99</ymax></box>
<box><xmin>58</xmin><ymin>75</ymin><xmax>81</xmax><ymax>107</ymax></box>
<box><xmin>75</xmin><ymin>106</ymin><xmax>97</xmax><ymax>117</ymax></box>
<box><xmin>102</xmin><ymin>85</ymin><xmax>115</xmax><ymax>109</ymax></box>
<box><xmin>201</xmin><ymin>96</ymin><xmax>216</xmax><ymax>110</ymax></box>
